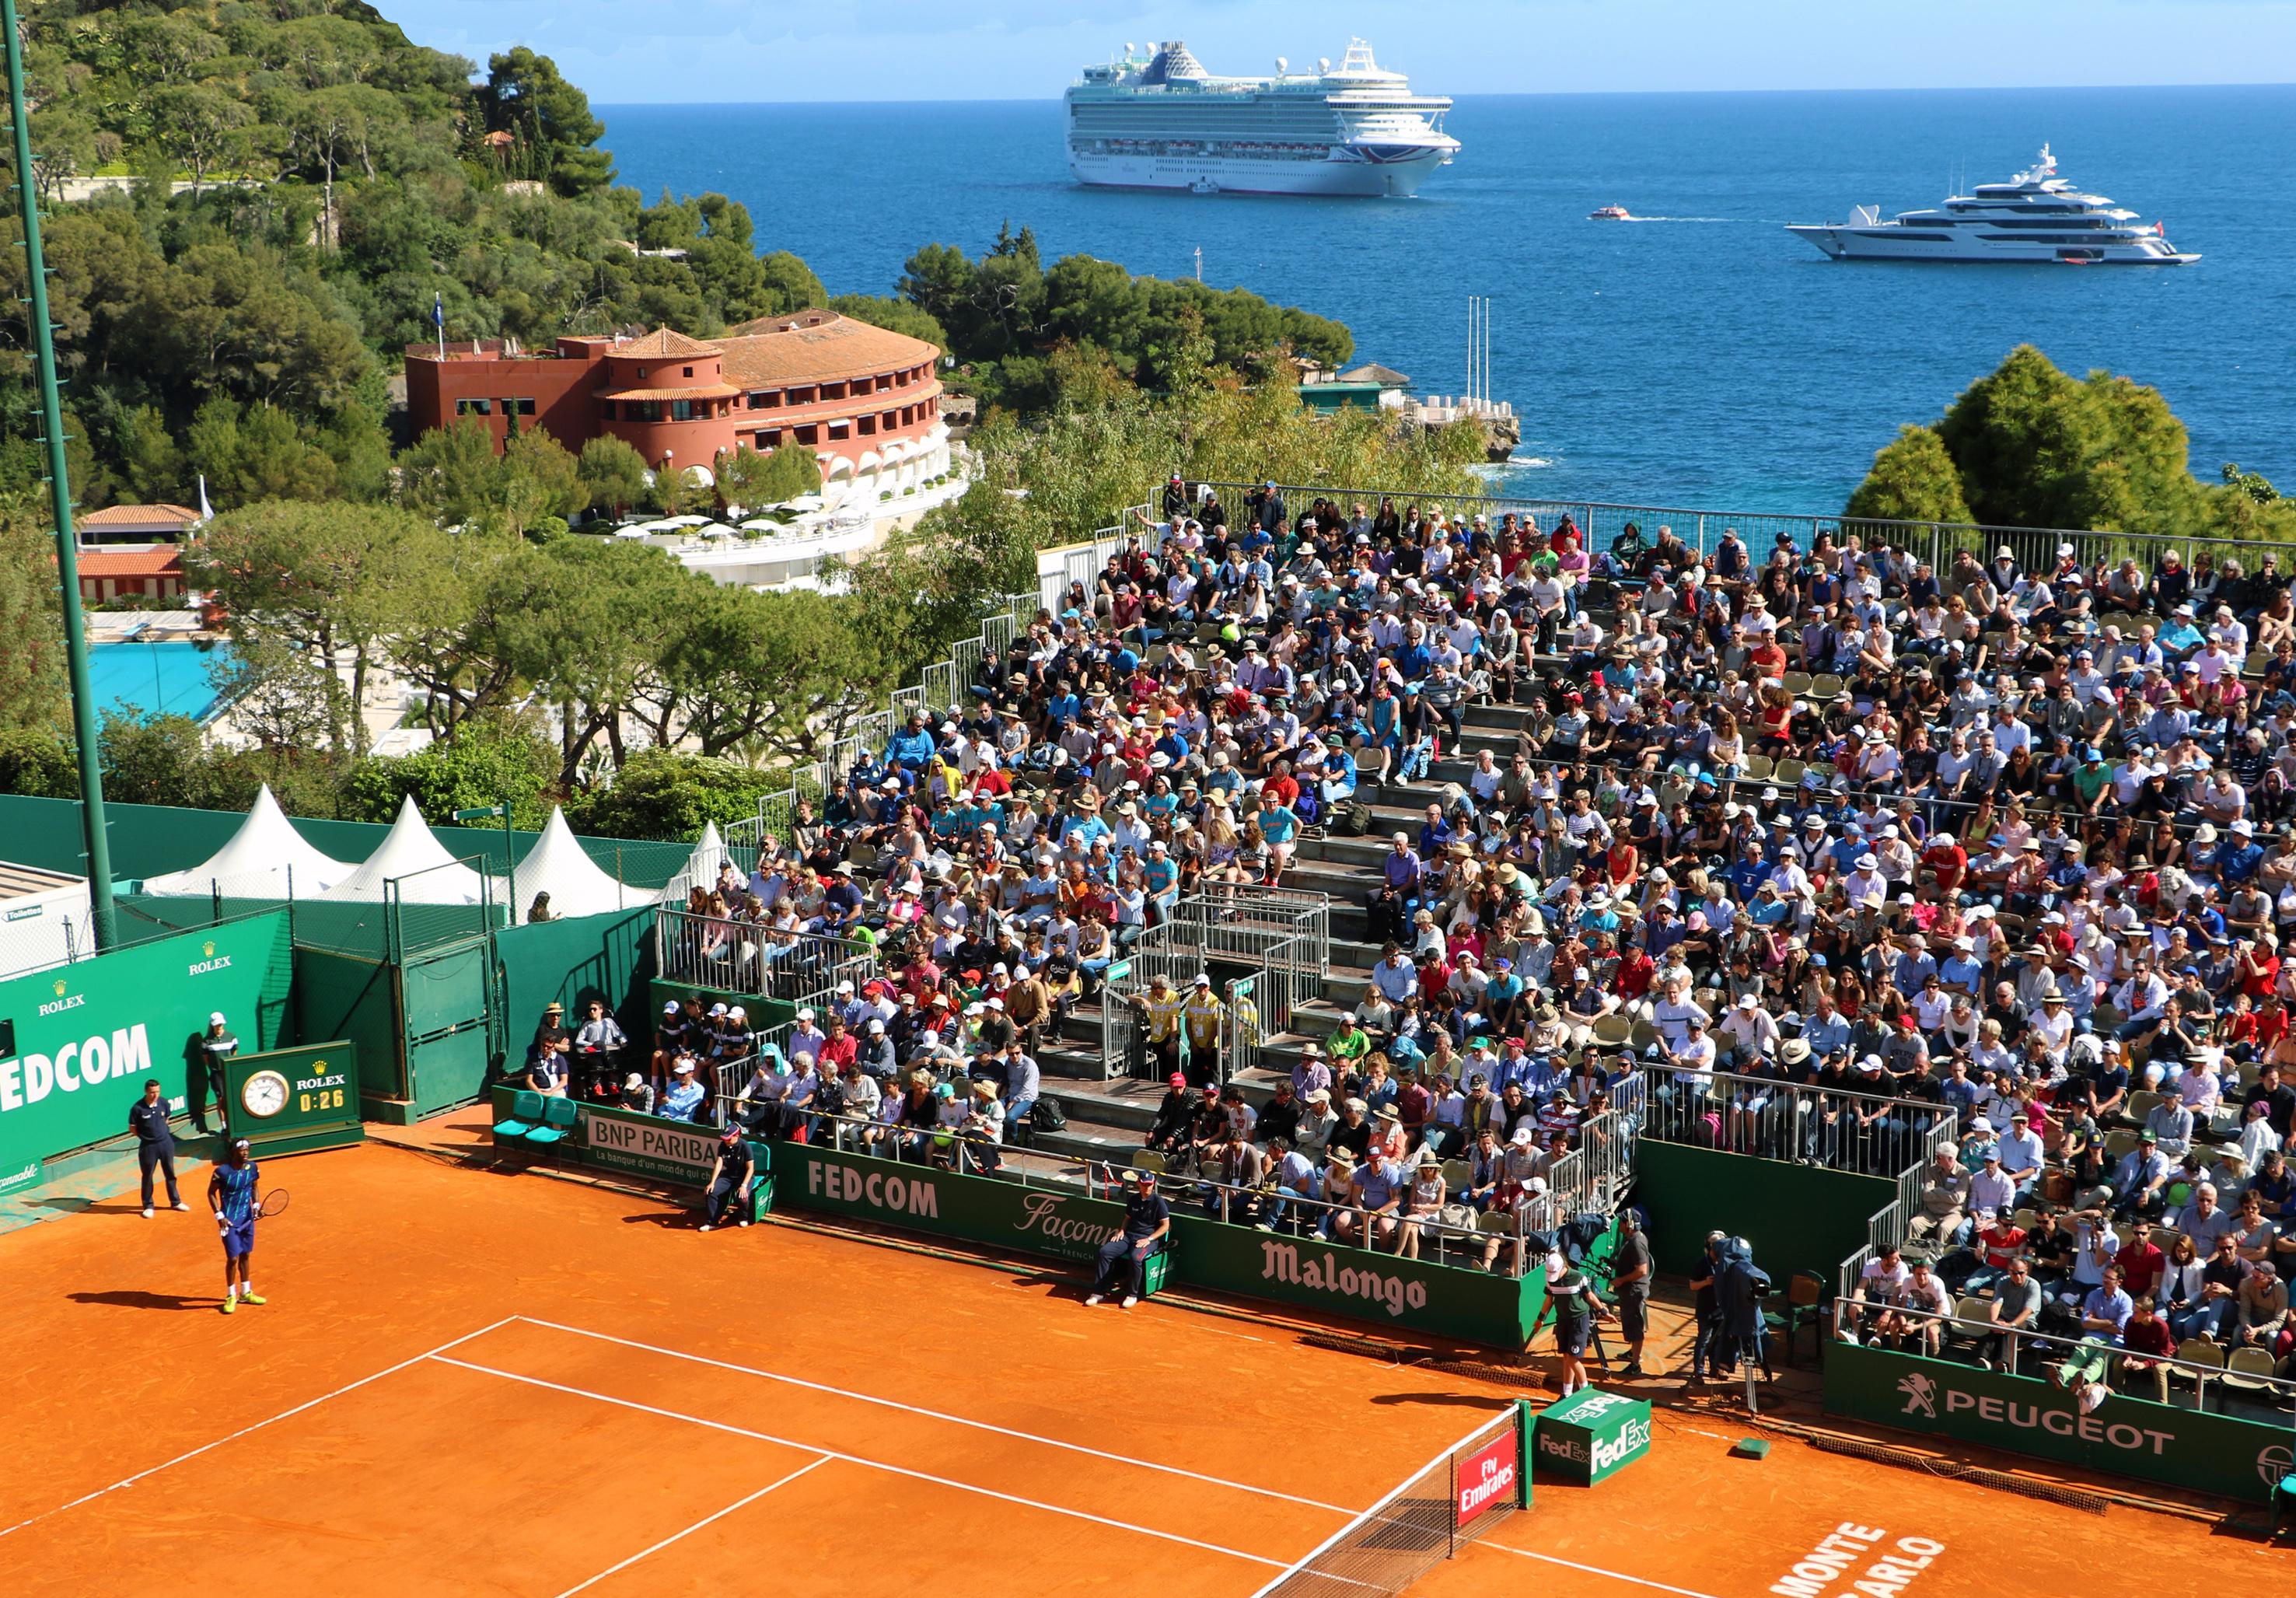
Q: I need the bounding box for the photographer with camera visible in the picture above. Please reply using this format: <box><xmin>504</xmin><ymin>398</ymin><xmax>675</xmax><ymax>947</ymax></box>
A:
<box><xmin>1712</xmin><ymin>1234</ymin><xmax>1775</xmax><ymax>1384</ymax></box>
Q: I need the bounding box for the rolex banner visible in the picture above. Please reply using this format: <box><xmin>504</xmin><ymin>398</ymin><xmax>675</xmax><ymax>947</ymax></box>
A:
<box><xmin>0</xmin><ymin>912</ymin><xmax>293</xmax><ymax>1170</ymax></box>
<box><xmin>1824</xmin><ymin>1340</ymin><xmax>2291</xmax><ymax>1505</ymax></box>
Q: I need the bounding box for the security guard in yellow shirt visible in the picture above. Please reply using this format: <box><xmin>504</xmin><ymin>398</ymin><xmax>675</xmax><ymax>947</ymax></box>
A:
<box><xmin>1180</xmin><ymin>973</ymin><xmax>1227</xmax><ymax>1089</ymax></box>
<box><xmin>1133</xmin><ymin>972</ymin><xmax>1186</xmax><ymax>1083</ymax></box>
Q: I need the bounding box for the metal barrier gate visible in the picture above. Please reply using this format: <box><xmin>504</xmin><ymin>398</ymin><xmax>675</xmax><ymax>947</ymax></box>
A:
<box><xmin>1103</xmin><ymin>891</ymin><xmax>1329</xmax><ymax>1085</ymax></box>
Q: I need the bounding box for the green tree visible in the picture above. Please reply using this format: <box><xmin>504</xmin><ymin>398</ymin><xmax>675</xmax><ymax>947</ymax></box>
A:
<box><xmin>577</xmin><ymin>434</ymin><xmax>648</xmax><ymax>518</ymax></box>
<box><xmin>150</xmin><ymin>84</ymin><xmax>251</xmax><ymax>194</ymax></box>
<box><xmin>499</xmin><ymin>426</ymin><xmax>585</xmax><ymax>536</ymax></box>
<box><xmin>397</xmin><ymin>419</ymin><xmax>504</xmax><ymax>526</ymax></box>
<box><xmin>0</xmin><ymin>509</ymin><xmax>65</xmax><ymax>734</ymax></box>
<box><xmin>188</xmin><ymin>501</ymin><xmax>442</xmax><ymax>752</ymax></box>
<box><xmin>713</xmin><ymin>442</ymin><xmax>820</xmax><ymax>510</ymax></box>
<box><xmin>1843</xmin><ymin>425</ymin><xmax>1975</xmax><ymax>526</ymax></box>
<box><xmin>564</xmin><ymin>749</ymin><xmax>783</xmax><ymax>842</ymax></box>
<box><xmin>340</xmin><ymin>722</ymin><xmax>559</xmax><ymax>828</ymax></box>
<box><xmin>656</xmin><ymin>585</ymin><xmax>888</xmax><ymax>761</ymax></box>
<box><xmin>478</xmin><ymin>47</ymin><xmax>613</xmax><ymax>198</ymax></box>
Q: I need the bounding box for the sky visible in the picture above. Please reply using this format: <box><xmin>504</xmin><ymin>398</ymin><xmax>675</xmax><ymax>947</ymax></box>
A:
<box><xmin>386</xmin><ymin>1</ymin><xmax>2296</xmax><ymax>103</ymax></box>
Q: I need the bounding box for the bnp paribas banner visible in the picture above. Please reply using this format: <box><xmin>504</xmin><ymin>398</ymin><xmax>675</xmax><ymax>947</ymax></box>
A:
<box><xmin>0</xmin><ymin>911</ymin><xmax>292</xmax><ymax>1174</ymax></box>
<box><xmin>1825</xmin><ymin>1340</ymin><xmax>2291</xmax><ymax>1505</ymax></box>
<box><xmin>780</xmin><ymin>1143</ymin><xmax>1543</xmax><ymax>1347</ymax></box>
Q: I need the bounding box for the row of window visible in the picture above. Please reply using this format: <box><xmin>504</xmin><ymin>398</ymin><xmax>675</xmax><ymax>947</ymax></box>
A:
<box><xmin>743</xmin><ymin>364</ymin><xmax>931</xmax><ymax>411</ymax></box>
<box><xmin>753</xmin><ymin>399</ymin><xmax>938</xmax><ymax>449</ymax></box>
<box><xmin>455</xmin><ymin>397</ymin><xmax>539</xmax><ymax>417</ymax></box>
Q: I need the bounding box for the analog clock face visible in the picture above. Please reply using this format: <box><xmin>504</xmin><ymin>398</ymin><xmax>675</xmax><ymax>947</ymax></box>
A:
<box><xmin>241</xmin><ymin>1069</ymin><xmax>291</xmax><ymax>1119</ymax></box>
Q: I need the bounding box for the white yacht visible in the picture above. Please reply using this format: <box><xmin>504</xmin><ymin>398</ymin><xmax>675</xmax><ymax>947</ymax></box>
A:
<box><xmin>1065</xmin><ymin>39</ymin><xmax>1458</xmax><ymax>198</ymax></box>
<box><xmin>1787</xmin><ymin>146</ymin><xmax>2198</xmax><ymax>264</ymax></box>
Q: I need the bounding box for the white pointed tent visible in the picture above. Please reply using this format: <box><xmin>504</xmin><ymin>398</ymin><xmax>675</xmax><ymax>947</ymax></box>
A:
<box><xmin>676</xmin><ymin>821</ymin><xmax>728</xmax><ymax>897</ymax></box>
<box><xmin>317</xmin><ymin>796</ymin><xmax>488</xmax><ymax>904</ymax></box>
<box><xmin>141</xmin><ymin>785</ymin><xmax>355</xmax><ymax>897</ymax></box>
<box><xmin>506</xmin><ymin>807</ymin><xmax>654</xmax><ymax>922</ymax></box>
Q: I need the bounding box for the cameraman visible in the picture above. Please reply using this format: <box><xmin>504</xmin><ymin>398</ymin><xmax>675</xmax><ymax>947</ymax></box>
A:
<box><xmin>1713</xmin><ymin>1235</ymin><xmax>1775</xmax><ymax>1383</ymax></box>
<box><xmin>1687</xmin><ymin>1229</ymin><xmax>1726</xmax><ymax>1383</ymax></box>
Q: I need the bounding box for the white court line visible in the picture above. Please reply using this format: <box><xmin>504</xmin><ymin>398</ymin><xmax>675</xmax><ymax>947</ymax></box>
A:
<box><xmin>431</xmin><ymin>1355</ymin><xmax>1286</xmax><ymax>1572</ymax></box>
<box><xmin>555</xmin><ymin>1454</ymin><xmax>831</xmax><ymax>1596</ymax></box>
<box><xmin>0</xmin><ymin>1315</ymin><xmax>519</xmax><ymax>1540</ymax></box>
<box><xmin>1484</xmin><ymin>1541</ymin><xmax>1724</xmax><ymax>1598</ymax></box>
<box><xmin>515</xmin><ymin>1315</ymin><xmax>1332</xmax><ymax>1511</ymax></box>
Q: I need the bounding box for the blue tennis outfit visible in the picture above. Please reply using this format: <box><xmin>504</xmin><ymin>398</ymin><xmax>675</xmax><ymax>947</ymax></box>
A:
<box><xmin>215</xmin><ymin>1160</ymin><xmax>259</xmax><ymax>1257</ymax></box>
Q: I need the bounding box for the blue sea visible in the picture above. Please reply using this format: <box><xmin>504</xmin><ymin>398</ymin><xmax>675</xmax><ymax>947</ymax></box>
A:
<box><xmin>601</xmin><ymin>86</ymin><xmax>2296</xmax><ymax>515</ymax></box>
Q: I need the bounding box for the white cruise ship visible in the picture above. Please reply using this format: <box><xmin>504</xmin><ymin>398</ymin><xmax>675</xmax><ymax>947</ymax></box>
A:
<box><xmin>1065</xmin><ymin>39</ymin><xmax>1458</xmax><ymax>199</ymax></box>
<box><xmin>1787</xmin><ymin>146</ymin><xmax>2198</xmax><ymax>264</ymax></box>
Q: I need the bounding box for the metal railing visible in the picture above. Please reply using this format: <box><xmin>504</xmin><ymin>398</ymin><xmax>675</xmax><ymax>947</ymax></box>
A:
<box><xmin>1180</xmin><ymin>479</ymin><xmax>2290</xmax><ymax>583</ymax></box>
<box><xmin>654</xmin><ymin>909</ymin><xmax>875</xmax><ymax>1007</ymax></box>
<box><xmin>1637</xmin><ymin>1065</ymin><xmax>1957</xmax><ymax>1177</ymax></box>
<box><xmin>1829</xmin><ymin>1294</ymin><xmax>2296</xmax><ymax>1412</ymax></box>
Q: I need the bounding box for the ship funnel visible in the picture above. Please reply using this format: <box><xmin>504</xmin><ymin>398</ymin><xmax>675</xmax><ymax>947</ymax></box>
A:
<box><xmin>1276</xmin><ymin>55</ymin><xmax>1288</xmax><ymax>74</ymax></box>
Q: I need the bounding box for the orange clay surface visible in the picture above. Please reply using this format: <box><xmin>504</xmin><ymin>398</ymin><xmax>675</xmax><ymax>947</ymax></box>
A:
<box><xmin>0</xmin><ymin>1140</ymin><xmax>2266</xmax><ymax>1596</ymax></box>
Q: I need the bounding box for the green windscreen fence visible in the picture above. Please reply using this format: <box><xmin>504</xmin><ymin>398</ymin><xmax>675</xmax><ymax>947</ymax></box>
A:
<box><xmin>295</xmin><ymin>949</ymin><xmax>403</xmax><ymax>1105</ymax></box>
<box><xmin>1632</xmin><ymin>1141</ymin><xmax>1895</xmax><ymax>1290</ymax></box>
<box><xmin>496</xmin><ymin>907</ymin><xmax>657</xmax><ymax>1052</ymax></box>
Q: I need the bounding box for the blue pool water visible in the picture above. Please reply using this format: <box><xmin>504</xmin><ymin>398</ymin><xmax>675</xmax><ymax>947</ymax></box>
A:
<box><xmin>87</xmin><ymin>640</ymin><xmax>236</xmax><ymax>723</ymax></box>
<box><xmin>602</xmin><ymin>84</ymin><xmax>2296</xmax><ymax>512</ymax></box>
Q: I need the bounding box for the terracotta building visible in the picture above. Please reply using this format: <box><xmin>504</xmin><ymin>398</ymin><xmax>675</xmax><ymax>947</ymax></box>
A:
<box><xmin>403</xmin><ymin>310</ymin><xmax>951</xmax><ymax>503</ymax></box>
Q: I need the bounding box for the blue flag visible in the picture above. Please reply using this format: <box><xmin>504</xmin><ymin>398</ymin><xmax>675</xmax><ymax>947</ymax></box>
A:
<box><xmin>432</xmin><ymin>292</ymin><xmax>445</xmax><ymax>330</ymax></box>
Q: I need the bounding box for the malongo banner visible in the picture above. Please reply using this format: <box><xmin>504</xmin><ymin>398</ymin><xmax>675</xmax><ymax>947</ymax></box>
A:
<box><xmin>1825</xmin><ymin>1340</ymin><xmax>2294</xmax><ymax>1505</ymax></box>
<box><xmin>0</xmin><ymin>912</ymin><xmax>292</xmax><ymax>1170</ymax></box>
<box><xmin>778</xmin><ymin>1143</ymin><xmax>1546</xmax><ymax>1346</ymax></box>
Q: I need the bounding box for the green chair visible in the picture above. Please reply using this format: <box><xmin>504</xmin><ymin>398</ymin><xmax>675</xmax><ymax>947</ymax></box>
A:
<box><xmin>522</xmin><ymin>1096</ymin><xmax>578</xmax><ymax>1158</ymax></box>
<box><xmin>1764</xmin><ymin>1271</ymin><xmax>1829</xmax><ymax>1367</ymax></box>
<box><xmin>1138</xmin><ymin>1239</ymin><xmax>1174</xmax><ymax>1299</ymax></box>
<box><xmin>2274</xmin><ymin>1470</ymin><xmax>2296</xmax><ymax>1541</ymax></box>
<box><xmin>492</xmin><ymin>1090</ymin><xmax>546</xmax><ymax>1146</ymax></box>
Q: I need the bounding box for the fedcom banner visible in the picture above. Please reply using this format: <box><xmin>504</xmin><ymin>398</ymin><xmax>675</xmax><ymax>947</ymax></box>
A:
<box><xmin>0</xmin><ymin>912</ymin><xmax>292</xmax><ymax>1170</ymax></box>
<box><xmin>1825</xmin><ymin>1341</ymin><xmax>2289</xmax><ymax>1505</ymax></box>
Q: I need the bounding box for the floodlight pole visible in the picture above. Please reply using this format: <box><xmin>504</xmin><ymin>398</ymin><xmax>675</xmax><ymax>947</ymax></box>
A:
<box><xmin>455</xmin><ymin>800</ymin><xmax>515</xmax><ymax>921</ymax></box>
<box><xmin>4</xmin><ymin>0</ymin><xmax>115</xmax><ymax>949</ymax></box>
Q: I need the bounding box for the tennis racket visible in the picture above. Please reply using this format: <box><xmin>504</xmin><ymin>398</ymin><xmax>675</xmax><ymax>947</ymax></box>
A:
<box><xmin>257</xmin><ymin>1189</ymin><xmax>290</xmax><ymax>1219</ymax></box>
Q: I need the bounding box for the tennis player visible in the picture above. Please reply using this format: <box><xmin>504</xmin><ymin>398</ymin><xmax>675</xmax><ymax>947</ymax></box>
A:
<box><xmin>208</xmin><ymin>1138</ymin><xmax>264</xmax><ymax>1313</ymax></box>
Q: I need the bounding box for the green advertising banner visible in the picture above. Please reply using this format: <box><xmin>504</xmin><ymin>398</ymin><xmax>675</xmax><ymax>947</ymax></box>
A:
<box><xmin>1165</xmin><ymin>1215</ymin><xmax>1543</xmax><ymax>1347</ymax></box>
<box><xmin>0</xmin><ymin>911</ymin><xmax>293</xmax><ymax>1170</ymax></box>
<box><xmin>1824</xmin><ymin>1341</ymin><xmax>2295</xmax><ymax>1505</ymax></box>
<box><xmin>781</xmin><ymin>1144</ymin><xmax>1544</xmax><ymax>1345</ymax></box>
<box><xmin>785</xmin><ymin>1142</ymin><xmax>1126</xmax><ymax>1264</ymax></box>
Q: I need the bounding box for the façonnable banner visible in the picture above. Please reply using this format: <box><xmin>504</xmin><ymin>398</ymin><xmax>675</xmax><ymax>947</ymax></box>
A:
<box><xmin>0</xmin><ymin>912</ymin><xmax>292</xmax><ymax>1170</ymax></box>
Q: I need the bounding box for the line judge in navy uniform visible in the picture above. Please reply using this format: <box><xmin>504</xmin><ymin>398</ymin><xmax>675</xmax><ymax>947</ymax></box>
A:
<box><xmin>129</xmin><ymin>1077</ymin><xmax>187</xmax><ymax>1219</ymax></box>
<box><xmin>1086</xmin><ymin>1167</ymin><xmax>1170</xmax><ymax>1310</ymax></box>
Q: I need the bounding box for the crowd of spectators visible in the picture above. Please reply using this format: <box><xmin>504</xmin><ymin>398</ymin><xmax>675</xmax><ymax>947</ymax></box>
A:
<box><xmin>521</xmin><ymin>479</ymin><xmax>2296</xmax><ymax>1355</ymax></box>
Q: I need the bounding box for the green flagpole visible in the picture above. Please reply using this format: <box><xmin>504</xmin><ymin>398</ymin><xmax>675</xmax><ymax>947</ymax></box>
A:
<box><xmin>4</xmin><ymin>0</ymin><xmax>117</xmax><ymax>949</ymax></box>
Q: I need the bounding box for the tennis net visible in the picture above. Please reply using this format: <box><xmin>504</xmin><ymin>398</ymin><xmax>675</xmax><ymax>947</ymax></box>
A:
<box><xmin>1249</xmin><ymin>1401</ymin><xmax>1530</xmax><ymax>1598</ymax></box>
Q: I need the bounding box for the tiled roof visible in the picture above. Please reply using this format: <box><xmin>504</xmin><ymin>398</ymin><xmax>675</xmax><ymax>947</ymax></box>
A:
<box><xmin>76</xmin><ymin>546</ymin><xmax>183</xmax><ymax>577</ymax></box>
<box><xmin>610</xmin><ymin>327</ymin><xmax>722</xmax><ymax>359</ymax></box>
<box><xmin>81</xmin><ymin>503</ymin><xmax>198</xmax><ymax>527</ymax></box>
<box><xmin>718</xmin><ymin>310</ymin><xmax>940</xmax><ymax>390</ymax></box>
<box><xmin>594</xmin><ymin>383</ymin><xmax>742</xmax><ymax>403</ymax></box>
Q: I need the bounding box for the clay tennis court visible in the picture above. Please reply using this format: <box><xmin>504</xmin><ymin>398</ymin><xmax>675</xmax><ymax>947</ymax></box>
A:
<box><xmin>0</xmin><ymin>1141</ymin><xmax>2266</xmax><ymax>1596</ymax></box>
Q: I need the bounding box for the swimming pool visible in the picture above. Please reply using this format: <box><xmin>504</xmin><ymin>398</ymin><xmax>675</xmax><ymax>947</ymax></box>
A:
<box><xmin>86</xmin><ymin>639</ymin><xmax>237</xmax><ymax>723</ymax></box>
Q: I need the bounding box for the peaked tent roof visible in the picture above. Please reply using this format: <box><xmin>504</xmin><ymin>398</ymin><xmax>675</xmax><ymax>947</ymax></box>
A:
<box><xmin>141</xmin><ymin>785</ymin><xmax>355</xmax><ymax>897</ymax></box>
<box><xmin>506</xmin><ymin>807</ymin><xmax>654</xmax><ymax>921</ymax></box>
<box><xmin>317</xmin><ymin>796</ymin><xmax>488</xmax><ymax>904</ymax></box>
<box><xmin>677</xmin><ymin>821</ymin><xmax>728</xmax><ymax>894</ymax></box>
